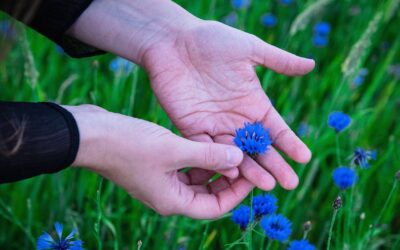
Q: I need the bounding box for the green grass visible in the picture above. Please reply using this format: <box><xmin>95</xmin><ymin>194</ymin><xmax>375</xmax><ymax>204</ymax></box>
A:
<box><xmin>1</xmin><ymin>0</ymin><xmax>400</xmax><ymax>249</ymax></box>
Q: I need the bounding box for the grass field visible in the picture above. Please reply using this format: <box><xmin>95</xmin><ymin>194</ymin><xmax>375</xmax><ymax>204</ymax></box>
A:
<box><xmin>1</xmin><ymin>0</ymin><xmax>400</xmax><ymax>249</ymax></box>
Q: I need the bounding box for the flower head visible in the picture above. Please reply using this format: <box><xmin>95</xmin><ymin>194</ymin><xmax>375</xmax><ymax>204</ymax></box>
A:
<box><xmin>37</xmin><ymin>222</ymin><xmax>83</xmax><ymax>250</ymax></box>
<box><xmin>280</xmin><ymin>0</ymin><xmax>293</xmax><ymax>5</ymax></box>
<box><xmin>109</xmin><ymin>57</ymin><xmax>135</xmax><ymax>75</ymax></box>
<box><xmin>314</xmin><ymin>22</ymin><xmax>331</xmax><ymax>36</ymax></box>
<box><xmin>333</xmin><ymin>196</ymin><xmax>343</xmax><ymax>210</ymax></box>
<box><xmin>231</xmin><ymin>0</ymin><xmax>251</xmax><ymax>9</ymax></box>
<box><xmin>333</xmin><ymin>167</ymin><xmax>358</xmax><ymax>190</ymax></box>
<box><xmin>234</xmin><ymin>122</ymin><xmax>272</xmax><ymax>156</ymax></box>
<box><xmin>260</xmin><ymin>214</ymin><xmax>292</xmax><ymax>242</ymax></box>
<box><xmin>312</xmin><ymin>34</ymin><xmax>328</xmax><ymax>47</ymax></box>
<box><xmin>222</xmin><ymin>12</ymin><xmax>238</xmax><ymax>26</ymax></box>
<box><xmin>353</xmin><ymin>148</ymin><xmax>376</xmax><ymax>168</ymax></box>
<box><xmin>297</xmin><ymin>122</ymin><xmax>309</xmax><ymax>137</ymax></box>
<box><xmin>231</xmin><ymin>205</ymin><xmax>253</xmax><ymax>230</ymax></box>
<box><xmin>328</xmin><ymin>111</ymin><xmax>351</xmax><ymax>132</ymax></box>
<box><xmin>252</xmin><ymin>194</ymin><xmax>278</xmax><ymax>218</ymax></box>
<box><xmin>287</xmin><ymin>240</ymin><xmax>316</xmax><ymax>250</ymax></box>
<box><xmin>260</xmin><ymin>13</ymin><xmax>277</xmax><ymax>28</ymax></box>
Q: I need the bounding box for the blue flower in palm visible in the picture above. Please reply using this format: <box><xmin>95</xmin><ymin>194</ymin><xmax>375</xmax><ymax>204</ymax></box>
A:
<box><xmin>231</xmin><ymin>0</ymin><xmax>251</xmax><ymax>9</ymax></box>
<box><xmin>234</xmin><ymin>122</ymin><xmax>272</xmax><ymax>156</ymax></box>
<box><xmin>231</xmin><ymin>205</ymin><xmax>253</xmax><ymax>230</ymax></box>
<box><xmin>260</xmin><ymin>214</ymin><xmax>292</xmax><ymax>242</ymax></box>
<box><xmin>287</xmin><ymin>240</ymin><xmax>316</xmax><ymax>250</ymax></box>
<box><xmin>353</xmin><ymin>148</ymin><xmax>376</xmax><ymax>168</ymax></box>
<box><xmin>328</xmin><ymin>111</ymin><xmax>351</xmax><ymax>132</ymax></box>
<box><xmin>37</xmin><ymin>222</ymin><xmax>83</xmax><ymax>250</ymax></box>
<box><xmin>252</xmin><ymin>194</ymin><xmax>278</xmax><ymax>218</ymax></box>
<box><xmin>333</xmin><ymin>167</ymin><xmax>358</xmax><ymax>190</ymax></box>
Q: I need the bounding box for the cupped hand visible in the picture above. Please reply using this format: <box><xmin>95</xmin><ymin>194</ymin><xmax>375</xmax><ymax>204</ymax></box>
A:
<box><xmin>142</xmin><ymin>21</ymin><xmax>315</xmax><ymax>191</ymax></box>
<box><xmin>68</xmin><ymin>105</ymin><xmax>253</xmax><ymax>219</ymax></box>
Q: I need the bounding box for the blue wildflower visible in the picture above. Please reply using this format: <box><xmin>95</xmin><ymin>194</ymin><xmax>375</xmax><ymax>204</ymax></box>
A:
<box><xmin>353</xmin><ymin>148</ymin><xmax>376</xmax><ymax>168</ymax></box>
<box><xmin>37</xmin><ymin>222</ymin><xmax>83</xmax><ymax>250</ymax></box>
<box><xmin>314</xmin><ymin>22</ymin><xmax>331</xmax><ymax>36</ymax></box>
<box><xmin>280</xmin><ymin>0</ymin><xmax>293</xmax><ymax>5</ymax></box>
<box><xmin>297</xmin><ymin>122</ymin><xmax>309</xmax><ymax>137</ymax></box>
<box><xmin>328</xmin><ymin>111</ymin><xmax>351</xmax><ymax>133</ymax></box>
<box><xmin>260</xmin><ymin>13</ymin><xmax>277</xmax><ymax>27</ymax></box>
<box><xmin>231</xmin><ymin>0</ymin><xmax>251</xmax><ymax>9</ymax></box>
<box><xmin>312</xmin><ymin>34</ymin><xmax>328</xmax><ymax>47</ymax></box>
<box><xmin>333</xmin><ymin>167</ymin><xmax>358</xmax><ymax>190</ymax></box>
<box><xmin>222</xmin><ymin>12</ymin><xmax>238</xmax><ymax>26</ymax></box>
<box><xmin>231</xmin><ymin>205</ymin><xmax>253</xmax><ymax>230</ymax></box>
<box><xmin>287</xmin><ymin>240</ymin><xmax>316</xmax><ymax>250</ymax></box>
<box><xmin>109</xmin><ymin>57</ymin><xmax>135</xmax><ymax>75</ymax></box>
<box><xmin>234</xmin><ymin>122</ymin><xmax>272</xmax><ymax>156</ymax></box>
<box><xmin>252</xmin><ymin>194</ymin><xmax>278</xmax><ymax>218</ymax></box>
<box><xmin>0</xmin><ymin>20</ymin><xmax>17</xmax><ymax>39</ymax></box>
<box><xmin>260</xmin><ymin>214</ymin><xmax>292</xmax><ymax>242</ymax></box>
<box><xmin>352</xmin><ymin>68</ymin><xmax>368</xmax><ymax>86</ymax></box>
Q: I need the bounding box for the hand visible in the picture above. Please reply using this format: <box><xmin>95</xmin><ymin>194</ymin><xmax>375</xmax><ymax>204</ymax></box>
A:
<box><xmin>142</xmin><ymin>21</ymin><xmax>315</xmax><ymax>190</ymax></box>
<box><xmin>66</xmin><ymin>105</ymin><xmax>253</xmax><ymax>219</ymax></box>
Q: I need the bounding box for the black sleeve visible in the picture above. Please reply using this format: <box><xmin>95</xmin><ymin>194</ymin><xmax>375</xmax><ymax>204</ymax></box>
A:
<box><xmin>0</xmin><ymin>102</ymin><xmax>80</xmax><ymax>184</ymax></box>
<box><xmin>0</xmin><ymin>0</ymin><xmax>104</xmax><ymax>58</ymax></box>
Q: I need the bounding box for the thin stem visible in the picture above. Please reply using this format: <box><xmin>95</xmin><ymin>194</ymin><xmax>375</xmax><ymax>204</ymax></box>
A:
<box><xmin>367</xmin><ymin>181</ymin><xmax>398</xmax><ymax>244</ymax></box>
<box><xmin>335</xmin><ymin>134</ymin><xmax>342</xmax><ymax>166</ymax></box>
<box><xmin>95</xmin><ymin>177</ymin><xmax>104</xmax><ymax>250</ymax></box>
<box><xmin>246</xmin><ymin>190</ymin><xmax>254</xmax><ymax>250</ymax></box>
<box><xmin>327</xmin><ymin>209</ymin><xmax>338</xmax><ymax>250</ymax></box>
<box><xmin>303</xmin><ymin>231</ymin><xmax>309</xmax><ymax>240</ymax></box>
<box><xmin>266</xmin><ymin>240</ymin><xmax>272</xmax><ymax>250</ymax></box>
<box><xmin>199</xmin><ymin>223</ymin><xmax>210</xmax><ymax>250</ymax></box>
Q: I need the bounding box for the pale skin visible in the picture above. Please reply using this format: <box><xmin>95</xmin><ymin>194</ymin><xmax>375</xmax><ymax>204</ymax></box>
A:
<box><xmin>65</xmin><ymin>0</ymin><xmax>315</xmax><ymax>219</ymax></box>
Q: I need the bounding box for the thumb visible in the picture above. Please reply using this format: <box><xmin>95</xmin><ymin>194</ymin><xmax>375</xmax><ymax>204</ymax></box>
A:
<box><xmin>174</xmin><ymin>138</ymin><xmax>244</xmax><ymax>171</ymax></box>
<box><xmin>251</xmin><ymin>37</ymin><xmax>315</xmax><ymax>76</ymax></box>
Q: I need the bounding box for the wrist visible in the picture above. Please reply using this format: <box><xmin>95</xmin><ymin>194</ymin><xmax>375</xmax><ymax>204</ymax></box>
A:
<box><xmin>67</xmin><ymin>0</ymin><xmax>201</xmax><ymax>65</ymax></box>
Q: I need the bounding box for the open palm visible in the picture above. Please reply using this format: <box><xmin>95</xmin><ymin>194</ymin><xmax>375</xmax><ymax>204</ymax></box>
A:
<box><xmin>143</xmin><ymin>21</ymin><xmax>315</xmax><ymax>192</ymax></box>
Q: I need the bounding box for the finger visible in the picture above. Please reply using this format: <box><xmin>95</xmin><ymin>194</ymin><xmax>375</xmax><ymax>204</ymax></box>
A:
<box><xmin>262</xmin><ymin>106</ymin><xmax>312</xmax><ymax>164</ymax></box>
<box><xmin>208</xmin><ymin>176</ymin><xmax>231</xmax><ymax>193</ymax></box>
<box><xmin>256</xmin><ymin>147</ymin><xmax>299</xmax><ymax>190</ymax></box>
<box><xmin>182</xmin><ymin>178</ymin><xmax>254</xmax><ymax>219</ymax></box>
<box><xmin>251</xmin><ymin>37</ymin><xmax>315</xmax><ymax>76</ymax></box>
<box><xmin>214</xmin><ymin>134</ymin><xmax>276</xmax><ymax>191</ymax></box>
<box><xmin>172</xmin><ymin>137</ymin><xmax>244</xmax><ymax>171</ymax></box>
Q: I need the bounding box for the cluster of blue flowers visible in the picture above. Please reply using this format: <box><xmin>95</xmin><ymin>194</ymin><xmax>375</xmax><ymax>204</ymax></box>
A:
<box><xmin>352</xmin><ymin>68</ymin><xmax>369</xmax><ymax>87</ymax></box>
<box><xmin>231</xmin><ymin>194</ymin><xmax>316</xmax><ymax>248</ymax></box>
<box><xmin>328</xmin><ymin>112</ymin><xmax>377</xmax><ymax>190</ymax></box>
<box><xmin>313</xmin><ymin>22</ymin><xmax>331</xmax><ymax>47</ymax></box>
<box><xmin>37</xmin><ymin>223</ymin><xmax>83</xmax><ymax>250</ymax></box>
<box><xmin>234</xmin><ymin>122</ymin><xmax>272</xmax><ymax>156</ymax></box>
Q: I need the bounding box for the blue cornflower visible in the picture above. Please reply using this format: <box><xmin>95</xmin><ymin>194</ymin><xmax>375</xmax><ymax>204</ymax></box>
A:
<box><xmin>252</xmin><ymin>194</ymin><xmax>278</xmax><ymax>218</ymax></box>
<box><xmin>109</xmin><ymin>57</ymin><xmax>135</xmax><ymax>75</ymax></box>
<box><xmin>352</xmin><ymin>68</ymin><xmax>368</xmax><ymax>86</ymax></box>
<box><xmin>260</xmin><ymin>13</ymin><xmax>277</xmax><ymax>27</ymax></box>
<box><xmin>353</xmin><ymin>148</ymin><xmax>376</xmax><ymax>168</ymax></box>
<box><xmin>287</xmin><ymin>240</ymin><xmax>316</xmax><ymax>250</ymax></box>
<box><xmin>333</xmin><ymin>167</ymin><xmax>358</xmax><ymax>190</ymax></box>
<box><xmin>37</xmin><ymin>222</ymin><xmax>83</xmax><ymax>250</ymax></box>
<box><xmin>260</xmin><ymin>214</ymin><xmax>292</xmax><ymax>242</ymax></box>
<box><xmin>231</xmin><ymin>0</ymin><xmax>251</xmax><ymax>9</ymax></box>
<box><xmin>222</xmin><ymin>12</ymin><xmax>238</xmax><ymax>26</ymax></box>
<box><xmin>328</xmin><ymin>111</ymin><xmax>351</xmax><ymax>133</ymax></box>
<box><xmin>297</xmin><ymin>122</ymin><xmax>309</xmax><ymax>137</ymax></box>
<box><xmin>314</xmin><ymin>22</ymin><xmax>331</xmax><ymax>36</ymax></box>
<box><xmin>312</xmin><ymin>34</ymin><xmax>328</xmax><ymax>47</ymax></box>
<box><xmin>231</xmin><ymin>205</ymin><xmax>253</xmax><ymax>230</ymax></box>
<box><xmin>234</xmin><ymin>122</ymin><xmax>272</xmax><ymax>156</ymax></box>
<box><xmin>280</xmin><ymin>0</ymin><xmax>293</xmax><ymax>5</ymax></box>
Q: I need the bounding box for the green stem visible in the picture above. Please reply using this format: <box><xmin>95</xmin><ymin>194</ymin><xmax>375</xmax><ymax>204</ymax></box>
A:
<box><xmin>335</xmin><ymin>134</ymin><xmax>342</xmax><ymax>166</ymax></box>
<box><xmin>327</xmin><ymin>209</ymin><xmax>338</xmax><ymax>250</ymax></box>
<box><xmin>199</xmin><ymin>223</ymin><xmax>210</xmax><ymax>250</ymax></box>
<box><xmin>95</xmin><ymin>177</ymin><xmax>104</xmax><ymax>250</ymax></box>
<box><xmin>266</xmin><ymin>240</ymin><xmax>272</xmax><ymax>250</ymax></box>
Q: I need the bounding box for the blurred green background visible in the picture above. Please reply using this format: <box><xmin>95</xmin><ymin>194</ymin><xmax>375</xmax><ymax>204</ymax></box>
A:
<box><xmin>1</xmin><ymin>0</ymin><xmax>399</xmax><ymax>249</ymax></box>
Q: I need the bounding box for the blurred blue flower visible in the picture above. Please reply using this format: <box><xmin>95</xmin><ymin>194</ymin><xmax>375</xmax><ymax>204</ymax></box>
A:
<box><xmin>260</xmin><ymin>214</ymin><xmax>292</xmax><ymax>242</ymax></box>
<box><xmin>109</xmin><ymin>57</ymin><xmax>135</xmax><ymax>75</ymax></box>
<box><xmin>252</xmin><ymin>194</ymin><xmax>278</xmax><ymax>218</ymax></box>
<box><xmin>231</xmin><ymin>205</ymin><xmax>253</xmax><ymax>230</ymax></box>
<box><xmin>287</xmin><ymin>239</ymin><xmax>315</xmax><ymax>250</ymax></box>
<box><xmin>37</xmin><ymin>222</ymin><xmax>83</xmax><ymax>250</ymax></box>
<box><xmin>297</xmin><ymin>122</ymin><xmax>309</xmax><ymax>137</ymax></box>
<box><xmin>280</xmin><ymin>0</ymin><xmax>293</xmax><ymax>5</ymax></box>
<box><xmin>312</xmin><ymin>34</ymin><xmax>328</xmax><ymax>47</ymax></box>
<box><xmin>333</xmin><ymin>167</ymin><xmax>358</xmax><ymax>190</ymax></box>
<box><xmin>0</xmin><ymin>20</ymin><xmax>17</xmax><ymax>39</ymax></box>
<box><xmin>353</xmin><ymin>148</ymin><xmax>376</xmax><ymax>168</ymax></box>
<box><xmin>55</xmin><ymin>45</ymin><xmax>65</xmax><ymax>55</ymax></box>
<box><xmin>231</xmin><ymin>0</ymin><xmax>251</xmax><ymax>9</ymax></box>
<box><xmin>352</xmin><ymin>68</ymin><xmax>368</xmax><ymax>86</ymax></box>
<box><xmin>234</xmin><ymin>122</ymin><xmax>272</xmax><ymax>156</ymax></box>
<box><xmin>314</xmin><ymin>22</ymin><xmax>331</xmax><ymax>36</ymax></box>
<box><xmin>328</xmin><ymin>111</ymin><xmax>351</xmax><ymax>133</ymax></box>
<box><xmin>260</xmin><ymin>13</ymin><xmax>277</xmax><ymax>27</ymax></box>
<box><xmin>222</xmin><ymin>12</ymin><xmax>238</xmax><ymax>26</ymax></box>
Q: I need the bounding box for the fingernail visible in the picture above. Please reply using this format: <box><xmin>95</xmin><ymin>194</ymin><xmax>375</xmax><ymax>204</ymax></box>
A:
<box><xmin>227</xmin><ymin>147</ymin><xmax>243</xmax><ymax>167</ymax></box>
